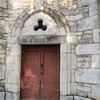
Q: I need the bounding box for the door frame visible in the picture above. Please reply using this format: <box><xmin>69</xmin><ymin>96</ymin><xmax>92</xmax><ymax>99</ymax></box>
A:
<box><xmin>6</xmin><ymin>35</ymin><xmax>71</xmax><ymax>100</ymax></box>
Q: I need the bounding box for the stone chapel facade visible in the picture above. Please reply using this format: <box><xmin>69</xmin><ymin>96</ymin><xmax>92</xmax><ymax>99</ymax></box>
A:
<box><xmin>0</xmin><ymin>0</ymin><xmax>100</xmax><ymax>100</ymax></box>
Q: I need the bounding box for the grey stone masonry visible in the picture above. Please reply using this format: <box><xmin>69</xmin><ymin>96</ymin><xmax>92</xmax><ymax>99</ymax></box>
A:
<box><xmin>0</xmin><ymin>0</ymin><xmax>7</xmax><ymax>8</ymax></box>
<box><xmin>0</xmin><ymin>65</ymin><xmax>5</xmax><ymax>79</ymax></box>
<box><xmin>0</xmin><ymin>0</ymin><xmax>100</xmax><ymax>100</ymax></box>
<box><xmin>0</xmin><ymin>92</ymin><xmax>5</xmax><ymax>100</ymax></box>
<box><xmin>77</xmin><ymin>16</ymin><xmax>99</xmax><ymax>31</ymax></box>
<box><xmin>6</xmin><ymin>92</ymin><xmax>19</xmax><ymax>100</ymax></box>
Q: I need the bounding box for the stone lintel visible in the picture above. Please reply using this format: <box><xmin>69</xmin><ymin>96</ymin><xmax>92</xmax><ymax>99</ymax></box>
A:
<box><xmin>16</xmin><ymin>35</ymin><xmax>67</xmax><ymax>44</ymax></box>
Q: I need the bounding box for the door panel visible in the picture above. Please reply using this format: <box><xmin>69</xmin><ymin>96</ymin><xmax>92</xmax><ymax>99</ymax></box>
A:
<box><xmin>40</xmin><ymin>50</ymin><xmax>59</xmax><ymax>99</ymax></box>
<box><xmin>20</xmin><ymin>45</ymin><xmax>60</xmax><ymax>100</ymax></box>
<box><xmin>21</xmin><ymin>49</ymin><xmax>40</xmax><ymax>99</ymax></box>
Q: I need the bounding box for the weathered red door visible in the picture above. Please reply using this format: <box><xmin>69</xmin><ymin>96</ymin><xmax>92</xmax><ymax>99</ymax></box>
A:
<box><xmin>20</xmin><ymin>45</ymin><xmax>60</xmax><ymax>100</ymax></box>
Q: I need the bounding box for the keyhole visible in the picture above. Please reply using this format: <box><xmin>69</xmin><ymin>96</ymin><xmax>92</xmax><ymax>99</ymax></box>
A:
<box><xmin>34</xmin><ymin>19</ymin><xmax>47</xmax><ymax>31</ymax></box>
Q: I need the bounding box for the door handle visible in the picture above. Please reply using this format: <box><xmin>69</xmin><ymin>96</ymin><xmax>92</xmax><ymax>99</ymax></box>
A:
<box><xmin>41</xmin><ymin>64</ymin><xmax>44</xmax><ymax>75</ymax></box>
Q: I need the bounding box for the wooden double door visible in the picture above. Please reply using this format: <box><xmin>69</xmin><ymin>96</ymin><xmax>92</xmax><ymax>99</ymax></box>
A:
<box><xmin>20</xmin><ymin>45</ymin><xmax>60</xmax><ymax>100</ymax></box>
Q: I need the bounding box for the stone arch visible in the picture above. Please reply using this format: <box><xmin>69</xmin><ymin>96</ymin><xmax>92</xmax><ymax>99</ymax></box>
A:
<box><xmin>12</xmin><ymin>3</ymin><xmax>69</xmax><ymax>36</ymax></box>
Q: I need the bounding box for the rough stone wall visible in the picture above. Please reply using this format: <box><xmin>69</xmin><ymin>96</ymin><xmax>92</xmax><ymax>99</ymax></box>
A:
<box><xmin>75</xmin><ymin>0</ymin><xmax>100</xmax><ymax>99</ymax></box>
<box><xmin>0</xmin><ymin>0</ymin><xmax>100</xmax><ymax>100</ymax></box>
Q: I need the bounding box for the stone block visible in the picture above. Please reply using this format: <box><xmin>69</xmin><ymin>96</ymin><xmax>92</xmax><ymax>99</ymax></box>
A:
<box><xmin>77</xmin><ymin>90</ymin><xmax>87</xmax><ymax>97</ymax></box>
<box><xmin>78</xmin><ymin>62</ymin><xmax>89</xmax><ymax>68</ymax></box>
<box><xmin>66</xmin><ymin>14</ymin><xmax>83</xmax><ymax>21</ymax></box>
<box><xmin>5</xmin><ymin>84</ymin><xmax>20</xmax><ymax>92</ymax></box>
<box><xmin>7</xmin><ymin>70</ymin><xmax>20</xmax><ymax>84</ymax></box>
<box><xmin>0</xmin><ymin>65</ymin><xmax>5</xmax><ymax>80</ymax></box>
<box><xmin>0</xmin><ymin>45</ymin><xmax>5</xmax><ymax>55</ymax></box>
<box><xmin>0</xmin><ymin>0</ymin><xmax>7</xmax><ymax>8</ymax></box>
<box><xmin>71</xmin><ymin>70</ymin><xmax>75</xmax><ymax>82</ymax></box>
<box><xmin>60</xmin><ymin>96</ymin><xmax>73</xmax><ymax>100</ymax></box>
<box><xmin>60</xmin><ymin>70</ymin><xmax>67</xmax><ymax>82</ymax></box>
<box><xmin>25</xmin><ymin>7</ymin><xmax>35</xmax><ymax>15</ymax></box>
<box><xmin>61</xmin><ymin>43</ymin><xmax>69</xmax><ymax>53</ymax></box>
<box><xmin>92</xmin><ymin>85</ymin><xmax>100</xmax><ymax>99</ymax></box>
<box><xmin>82</xmin><ymin>6</ymin><xmax>89</xmax><ymax>13</ymax></box>
<box><xmin>12</xmin><ymin>1</ymin><xmax>23</xmax><ymax>9</ymax></box>
<box><xmin>44</xmin><ymin>0</ymin><xmax>57</xmax><ymax>6</ymax></box>
<box><xmin>6</xmin><ymin>56</ymin><xmax>21</xmax><ymax>70</ymax></box>
<box><xmin>75</xmin><ymin>44</ymin><xmax>100</xmax><ymax>55</ymax></box>
<box><xmin>78</xmin><ymin>0</ymin><xmax>96</xmax><ymax>5</ymax></box>
<box><xmin>7</xmin><ymin>37</ymin><xmax>17</xmax><ymax>44</ymax></box>
<box><xmin>70</xmin><ymin>83</ymin><xmax>77</xmax><ymax>95</ymax></box>
<box><xmin>84</xmin><ymin>30</ymin><xmax>93</xmax><ymax>35</ymax></box>
<box><xmin>83</xmin><ymin>12</ymin><xmax>89</xmax><ymax>18</ymax></box>
<box><xmin>92</xmin><ymin>55</ymin><xmax>100</xmax><ymax>68</ymax></box>
<box><xmin>0</xmin><ymin>92</ymin><xmax>5</xmax><ymax>100</ymax></box>
<box><xmin>59</xmin><ymin>27</ymin><xmax>66</xmax><ymax>35</ymax></box>
<box><xmin>77</xmin><ymin>85</ymin><xmax>91</xmax><ymax>92</ymax></box>
<box><xmin>75</xmin><ymin>69</ymin><xmax>100</xmax><ymax>84</ymax></box>
<box><xmin>6</xmin><ymin>92</ymin><xmax>19</xmax><ymax>100</ymax></box>
<box><xmin>74</xmin><ymin>96</ymin><xmax>91</xmax><ymax>100</ymax></box>
<box><xmin>89</xmin><ymin>3</ymin><xmax>98</xmax><ymax>16</ymax></box>
<box><xmin>67</xmin><ymin>36</ymin><xmax>77</xmax><ymax>44</ymax></box>
<box><xmin>7</xmin><ymin>44</ymin><xmax>21</xmax><ymax>56</ymax></box>
<box><xmin>66</xmin><ymin>54</ymin><xmax>77</xmax><ymax>69</ymax></box>
<box><xmin>12</xmin><ymin>28</ymin><xmax>21</xmax><ymax>37</ymax></box>
<box><xmin>93</xmin><ymin>29</ymin><xmax>100</xmax><ymax>42</ymax></box>
<box><xmin>0</xmin><ymin>20</ymin><xmax>9</xmax><ymax>33</ymax></box>
<box><xmin>35</xmin><ymin>2</ymin><xmax>44</xmax><ymax>10</ymax></box>
<box><xmin>60</xmin><ymin>83</ymin><xmax>67</xmax><ymax>95</ymax></box>
<box><xmin>77</xmin><ymin>16</ymin><xmax>99</xmax><ymax>31</ymax></box>
<box><xmin>61</xmin><ymin>54</ymin><xmax>67</xmax><ymax>69</ymax></box>
<box><xmin>71</xmin><ymin>32</ymin><xmax>83</xmax><ymax>35</ymax></box>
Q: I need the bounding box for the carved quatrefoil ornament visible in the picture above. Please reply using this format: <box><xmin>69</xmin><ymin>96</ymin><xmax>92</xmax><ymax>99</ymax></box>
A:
<box><xmin>34</xmin><ymin>19</ymin><xmax>47</xmax><ymax>31</ymax></box>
